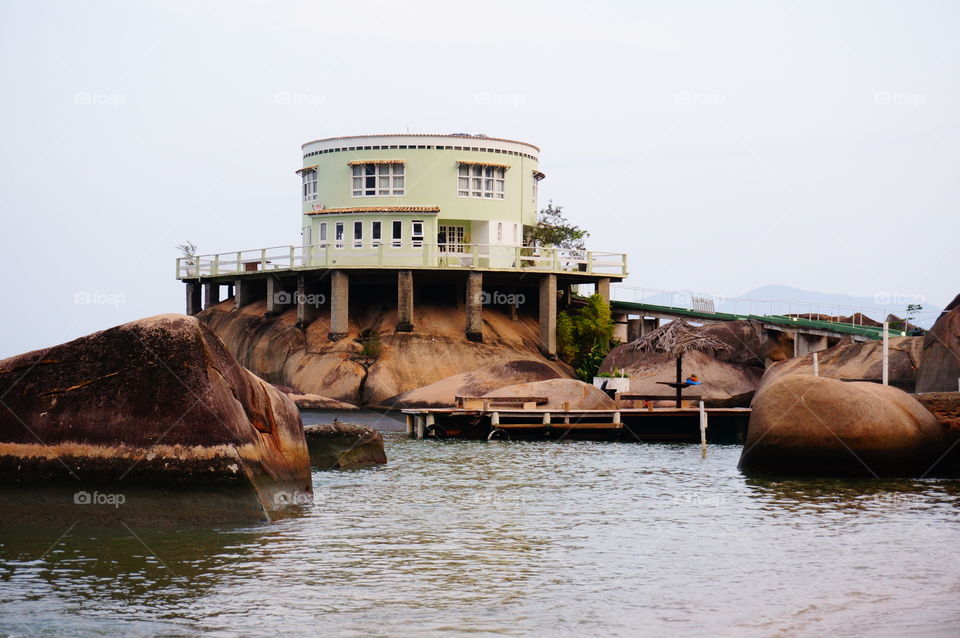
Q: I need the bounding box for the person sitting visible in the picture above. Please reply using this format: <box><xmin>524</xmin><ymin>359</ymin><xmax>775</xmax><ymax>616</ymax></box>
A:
<box><xmin>685</xmin><ymin>374</ymin><xmax>701</xmax><ymax>385</ymax></box>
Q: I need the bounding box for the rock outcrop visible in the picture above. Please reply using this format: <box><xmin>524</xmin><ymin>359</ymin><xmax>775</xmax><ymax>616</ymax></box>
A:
<box><xmin>916</xmin><ymin>293</ymin><xmax>960</xmax><ymax>393</ymax></box>
<box><xmin>483</xmin><ymin>378</ymin><xmax>617</xmax><ymax>410</ymax></box>
<box><xmin>739</xmin><ymin>375</ymin><xmax>955</xmax><ymax>477</ymax></box>
<box><xmin>199</xmin><ymin>300</ymin><xmax>570</xmax><ymax>406</ymax></box>
<box><xmin>759</xmin><ymin>337</ymin><xmax>923</xmax><ymax>392</ymax></box>
<box><xmin>303</xmin><ymin>423</ymin><xmax>387</xmax><ymax>469</ymax></box>
<box><xmin>376</xmin><ymin>360</ymin><xmax>561</xmax><ymax>409</ymax></box>
<box><xmin>0</xmin><ymin>314</ymin><xmax>312</xmax><ymax>525</ymax></box>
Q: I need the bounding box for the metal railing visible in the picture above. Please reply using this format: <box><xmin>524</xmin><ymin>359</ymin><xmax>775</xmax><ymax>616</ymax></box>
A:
<box><xmin>176</xmin><ymin>243</ymin><xmax>628</xmax><ymax>279</ymax></box>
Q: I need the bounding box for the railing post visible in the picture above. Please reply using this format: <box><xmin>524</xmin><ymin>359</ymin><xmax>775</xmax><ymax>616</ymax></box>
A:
<box><xmin>378</xmin><ymin>242</ymin><xmax>384</xmax><ymax>265</ymax></box>
<box><xmin>289</xmin><ymin>246</ymin><xmax>295</xmax><ymax>269</ymax></box>
<box><xmin>175</xmin><ymin>258</ymin><xmax>181</xmax><ymax>279</ymax></box>
<box><xmin>213</xmin><ymin>254</ymin><xmax>220</xmax><ymax>276</ymax></box>
<box><xmin>587</xmin><ymin>251</ymin><xmax>593</xmax><ymax>274</ymax></box>
<box><xmin>514</xmin><ymin>245</ymin><xmax>520</xmax><ymax>269</ymax></box>
<box><xmin>472</xmin><ymin>243</ymin><xmax>479</xmax><ymax>267</ymax></box>
<box><xmin>621</xmin><ymin>253</ymin><xmax>628</xmax><ymax>276</ymax></box>
<box><xmin>261</xmin><ymin>248</ymin><xmax>267</xmax><ymax>271</ymax></box>
<box><xmin>235</xmin><ymin>252</ymin><xmax>242</xmax><ymax>274</ymax></box>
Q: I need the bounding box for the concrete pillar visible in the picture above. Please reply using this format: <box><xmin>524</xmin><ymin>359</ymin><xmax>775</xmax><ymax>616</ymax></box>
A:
<box><xmin>627</xmin><ymin>318</ymin><xmax>641</xmax><ymax>342</ymax></box>
<box><xmin>596</xmin><ymin>277</ymin><xmax>611</xmax><ymax>304</ymax></box>
<box><xmin>234</xmin><ymin>278</ymin><xmax>258</xmax><ymax>309</ymax></box>
<box><xmin>612</xmin><ymin>311</ymin><xmax>628</xmax><ymax>343</ymax></box>
<box><xmin>329</xmin><ymin>270</ymin><xmax>349</xmax><ymax>341</ymax></box>
<box><xmin>466</xmin><ymin>272</ymin><xmax>483</xmax><ymax>342</ymax></box>
<box><xmin>796</xmin><ymin>333</ymin><xmax>830</xmax><ymax>356</ymax></box>
<box><xmin>265</xmin><ymin>276</ymin><xmax>284</xmax><ymax>317</ymax></box>
<box><xmin>509</xmin><ymin>285</ymin><xmax>519</xmax><ymax>321</ymax></box>
<box><xmin>203</xmin><ymin>282</ymin><xmax>220</xmax><ymax>309</ymax></box>
<box><xmin>539</xmin><ymin>274</ymin><xmax>557</xmax><ymax>359</ymax></box>
<box><xmin>185</xmin><ymin>281</ymin><xmax>202</xmax><ymax>315</ymax></box>
<box><xmin>397</xmin><ymin>270</ymin><xmax>414</xmax><ymax>332</ymax></box>
<box><xmin>296</xmin><ymin>273</ymin><xmax>318</xmax><ymax>330</ymax></box>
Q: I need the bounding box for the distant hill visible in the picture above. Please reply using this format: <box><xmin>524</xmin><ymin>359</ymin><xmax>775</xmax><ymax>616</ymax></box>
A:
<box><xmin>725</xmin><ymin>285</ymin><xmax>936</xmax><ymax>328</ymax></box>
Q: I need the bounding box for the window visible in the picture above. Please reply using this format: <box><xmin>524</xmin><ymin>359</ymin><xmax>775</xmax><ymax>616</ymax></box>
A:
<box><xmin>532</xmin><ymin>173</ymin><xmax>538</xmax><ymax>206</ymax></box>
<box><xmin>353</xmin><ymin>221</ymin><xmax>363</xmax><ymax>248</ymax></box>
<box><xmin>411</xmin><ymin>220</ymin><xmax>424</xmax><ymax>247</ymax></box>
<box><xmin>371</xmin><ymin>221</ymin><xmax>382</xmax><ymax>246</ymax></box>
<box><xmin>458</xmin><ymin>164</ymin><xmax>505</xmax><ymax>199</ymax></box>
<box><xmin>319</xmin><ymin>222</ymin><xmax>327</xmax><ymax>245</ymax></box>
<box><xmin>352</xmin><ymin>163</ymin><xmax>404</xmax><ymax>197</ymax></box>
<box><xmin>496</xmin><ymin>222</ymin><xmax>503</xmax><ymax>242</ymax></box>
<box><xmin>439</xmin><ymin>225</ymin><xmax>465</xmax><ymax>253</ymax></box>
<box><xmin>392</xmin><ymin>220</ymin><xmax>402</xmax><ymax>247</ymax></box>
<box><xmin>302</xmin><ymin>169</ymin><xmax>317</xmax><ymax>202</ymax></box>
<box><xmin>335</xmin><ymin>222</ymin><xmax>344</xmax><ymax>248</ymax></box>
<box><xmin>512</xmin><ymin>224</ymin><xmax>518</xmax><ymax>244</ymax></box>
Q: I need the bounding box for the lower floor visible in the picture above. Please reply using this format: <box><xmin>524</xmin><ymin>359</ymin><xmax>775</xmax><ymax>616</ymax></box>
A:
<box><xmin>183</xmin><ymin>268</ymin><xmax>616</xmax><ymax>358</ymax></box>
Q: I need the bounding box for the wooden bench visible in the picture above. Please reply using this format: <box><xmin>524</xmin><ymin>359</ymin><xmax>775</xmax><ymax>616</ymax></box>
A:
<box><xmin>619</xmin><ymin>393</ymin><xmax>702</xmax><ymax>409</ymax></box>
<box><xmin>455</xmin><ymin>396</ymin><xmax>549</xmax><ymax>410</ymax></box>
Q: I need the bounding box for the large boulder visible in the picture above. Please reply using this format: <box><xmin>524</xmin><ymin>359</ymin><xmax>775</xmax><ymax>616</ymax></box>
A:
<box><xmin>739</xmin><ymin>375</ymin><xmax>956</xmax><ymax>477</ymax></box>
<box><xmin>303</xmin><ymin>423</ymin><xmax>386</xmax><ymax>469</ymax></box>
<box><xmin>199</xmin><ymin>299</ymin><xmax>570</xmax><ymax>406</ymax></box>
<box><xmin>601</xmin><ymin>348</ymin><xmax>762</xmax><ymax>405</ymax></box>
<box><xmin>759</xmin><ymin>337</ymin><xmax>923</xmax><ymax>392</ymax></box>
<box><xmin>0</xmin><ymin>314</ymin><xmax>312</xmax><ymax>525</ymax></box>
<box><xmin>375</xmin><ymin>360</ymin><xmax>562</xmax><ymax>409</ymax></box>
<box><xmin>916</xmin><ymin>293</ymin><xmax>960</xmax><ymax>392</ymax></box>
<box><xmin>483</xmin><ymin>378</ymin><xmax>617</xmax><ymax>410</ymax></box>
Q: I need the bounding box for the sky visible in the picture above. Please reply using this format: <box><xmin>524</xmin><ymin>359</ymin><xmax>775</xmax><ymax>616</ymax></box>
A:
<box><xmin>1</xmin><ymin>0</ymin><xmax>958</xmax><ymax>357</ymax></box>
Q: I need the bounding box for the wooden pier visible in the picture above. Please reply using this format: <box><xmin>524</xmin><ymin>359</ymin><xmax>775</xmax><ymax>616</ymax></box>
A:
<box><xmin>401</xmin><ymin>406</ymin><xmax>751</xmax><ymax>444</ymax></box>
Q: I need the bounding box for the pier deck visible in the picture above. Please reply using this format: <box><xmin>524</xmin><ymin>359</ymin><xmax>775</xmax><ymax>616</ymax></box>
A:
<box><xmin>401</xmin><ymin>407</ymin><xmax>751</xmax><ymax>443</ymax></box>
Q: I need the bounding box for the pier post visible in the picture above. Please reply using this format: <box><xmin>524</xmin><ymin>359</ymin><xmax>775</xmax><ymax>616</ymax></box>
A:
<box><xmin>203</xmin><ymin>282</ymin><xmax>220</xmax><ymax>309</ymax></box>
<box><xmin>882</xmin><ymin>322</ymin><xmax>889</xmax><ymax>386</ymax></box>
<box><xmin>234</xmin><ymin>278</ymin><xmax>251</xmax><ymax>309</ymax></box>
<box><xmin>597</xmin><ymin>277</ymin><xmax>611</xmax><ymax>304</ymax></box>
<box><xmin>416</xmin><ymin>415</ymin><xmax>426</xmax><ymax>440</ymax></box>
<box><xmin>397</xmin><ymin>270</ymin><xmax>414</xmax><ymax>332</ymax></box>
<box><xmin>329</xmin><ymin>270</ymin><xmax>349</xmax><ymax>341</ymax></box>
<box><xmin>627</xmin><ymin>318</ymin><xmax>641</xmax><ymax>342</ymax></box>
<box><xmin>539</xmin><ymin>274</ymin><xmax>557</xmax><ymax>359</ymax></box>
<box><xmin>296</xmin><ymin>273</ymin><xmax>318</xmax><ymax>330</ymax></box>
<box><xmin>405</xmin><ymin>414</ymin><xmax>414</xmax><ymax>437</ymax></box>
<box><xmin>699</xmin><ymin>401</ymin><xmax>708</xmax><ymax>458</ymax></box>
<box><xmin>185</xmin><ymin>281</ymin><xmax>202</xmax><ymax>315</ymax></box>
<box><xmin>265</xmin><ymin>276</ymin><xmax>284</xmax><ymax>317</ymax></box>
<box><xmin>466</xmin><ymin>272</ymin><xmax>483</xmax><ymax>342</ymax></box>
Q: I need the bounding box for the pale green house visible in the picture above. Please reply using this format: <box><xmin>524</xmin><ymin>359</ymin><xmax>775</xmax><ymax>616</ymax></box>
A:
<box><xmin>178</xmin><ymin>133</ymin><xmax>626</xmax><ymax>355</ymax></box>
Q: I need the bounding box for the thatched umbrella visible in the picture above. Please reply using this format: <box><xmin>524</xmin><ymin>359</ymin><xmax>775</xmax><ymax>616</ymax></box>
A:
<box><xmin>628</xmin><ymin>319</ymin><xmax>733</xmax><ymax>407</ymax></box>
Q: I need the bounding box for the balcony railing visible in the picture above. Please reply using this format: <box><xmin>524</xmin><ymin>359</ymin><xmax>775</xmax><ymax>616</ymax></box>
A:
<box><xmin>176</xmin><ymin>242</ymin><xmax>627</xmax><ymax>279</ymax></box>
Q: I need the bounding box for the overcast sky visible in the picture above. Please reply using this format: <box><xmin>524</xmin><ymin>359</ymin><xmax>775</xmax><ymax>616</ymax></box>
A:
<box><xmin>1</xmin><ymin>0</ymin><xmax>957</xmax><ymax>356</ymax></box>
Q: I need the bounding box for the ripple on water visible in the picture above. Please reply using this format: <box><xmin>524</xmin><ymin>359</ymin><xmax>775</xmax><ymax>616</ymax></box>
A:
<box><xmin>1</xmin><ymin>435</ymin><xmax>959</xmax><ymax>637</ymax></box>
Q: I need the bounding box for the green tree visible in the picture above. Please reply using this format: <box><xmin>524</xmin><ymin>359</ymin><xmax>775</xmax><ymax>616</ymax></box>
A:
<box><xmin>525</xmin><ymin>201</ymin><xmax>589</xmax><ymax>250</ymax></box>
<box><xmin>557</xmin><ymin>293</ymin><xmax>614</xmax><ymax>381</ymax></box>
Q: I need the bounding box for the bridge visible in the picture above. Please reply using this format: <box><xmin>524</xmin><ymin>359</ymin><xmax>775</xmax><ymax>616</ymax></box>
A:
<box><xmin>604</xmin><ymin>286</ymin><xmax>907</xmax><ymax>357</ymax></box>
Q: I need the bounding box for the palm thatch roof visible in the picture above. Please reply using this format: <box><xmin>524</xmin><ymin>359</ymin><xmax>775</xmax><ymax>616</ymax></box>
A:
<box><xmin>627</xmin><ymin>319</ymin><xmax>733</xmax><ymax>357</ymax></box>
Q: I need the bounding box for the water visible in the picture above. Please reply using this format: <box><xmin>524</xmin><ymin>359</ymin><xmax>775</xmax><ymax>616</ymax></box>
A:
<box><xmin>2</xmin><ymin>436</ymin><xmax>959</xmax><ymax>637</ymax></box>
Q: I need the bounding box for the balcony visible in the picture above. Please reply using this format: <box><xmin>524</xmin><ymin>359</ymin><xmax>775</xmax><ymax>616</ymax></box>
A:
<box><xmin>176</xmin><ymin>242</ymin><xmax>627</xmax><ymax>279</ymax></box>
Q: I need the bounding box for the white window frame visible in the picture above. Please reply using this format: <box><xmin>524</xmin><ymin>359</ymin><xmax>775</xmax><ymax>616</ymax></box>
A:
<box><xmin>371</xmin><ymin>221</ymin><xmax>382</xmax><ymax>246</ymax></box>
<box><xmin>391</xmin><ymin>220</ymin><xmax>403</xmax><ymax>247</ymax></box>
<box><xmin>457</xmin><ymin>164</ymin><xmax>505</xmax><ymax>199</ymax></box>
<box><xmin>352</xmin><ymin>163</ymin><xmax>405</xmax><ymax>197</ymax></box>
<box><xmin>353</xmin><ymin>220</ymin><xmax>363</xmax><ymax>248</ymax></box>
<box><xmin>302</xmin><ymin>169</ymin><xmax>317</xmax><ymax>202</ymax></box>
<box><xmin>335</xmin><ymin>222</ymin><xmax>344</xmax><ymax>249</ymax></box>
<box><xmin>411</xmin><ymin>220</ymin><xmax>424</xmax><ymax>248</ymax></box>
<box><xmin>318</xmin><ymin>222</ymin><xmax>327</xmax><ymax>245</ymax></box>
<box><xmin>438</xmin><ymin>225</ymin><xmax>466</xmax><ymax>253</ymax></box>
